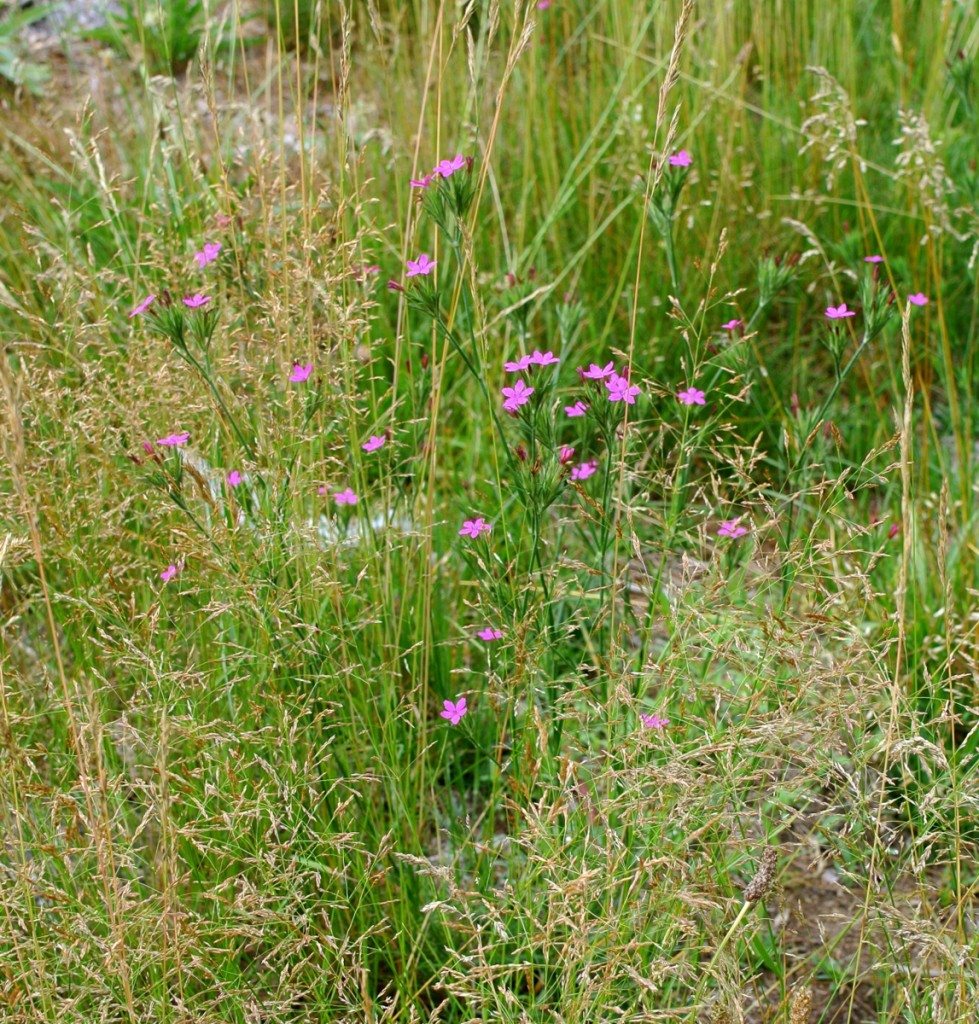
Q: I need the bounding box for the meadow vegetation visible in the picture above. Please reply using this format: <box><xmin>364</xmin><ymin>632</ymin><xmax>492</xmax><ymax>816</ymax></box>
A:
<box><xmin>1</xmin><ymin>0</ymin><xmax>979</xmax><ymax>1020</ymax></box>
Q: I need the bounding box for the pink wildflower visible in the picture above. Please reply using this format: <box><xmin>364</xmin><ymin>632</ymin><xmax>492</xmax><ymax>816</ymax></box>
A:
<box><xmin>558</xmin><ymin>445</ymin><xmax>575</xmax><ymax>465</ymax></box>
<box><xmin>721</xmin><ymin>319</ymin><xmax>741</xmax><ymax>330</ymax></box>
<box><xmin>194</xmin><ymin>242</ymin><xmax>222</xmax><ymax>268</ymax></box>
<box><xmin>565</xmin><ymin>400</ymin><xmax>589</xmax><ymax>417</ymax></box>
<box><xmin>128</xmin><ymin>294</ymin><xmax>155</xmax><ymax>318</ymax></box>
<box><xmin>677</xmin><ymin>386</ymin><xmax>706</xmax><ymax>406</ymax></box>
<box><xmin>290</xmin><ymin>363</ymin><xmax>313</xmax><ymax>383</ymax></box>
<box><xmin>640</xmin><ymin>714</ymin><xmax>669</xmax><ymax>730</ymax></box>
<box><xmin>581</xmin><ymin>361</ymin><xmax>615</xmax><ymax>380</ymax></box>
<box><xmin>476</xmin><ymin>627</ymin><xmax>503</xmax><ymax>641</ymax></box>
<box><xmin>362</xmin><ymin>435</ymin><xmax>386</xmax><ymax>453</ymax></box>
<box><xmin>160</xmin><ymin>563</ymin><xmax>181</xmax><ymax>583</ymax></box>
<box><xmin>717</xmin><ymin>518</ymin><xmax>748</xmax><ymax>539</ymax></box>
<box><xmin>502</xmin><ymin>380</ymin><xmax>535</xmax><ymax>412</ymax></box>
<box><xmin>406</xmin><ymin>253</ymin><xmax>437</xmax><ymax>278</ymax></box>
<box><xmin>606</xmin><ymin>374</ymin><xmax>641</xmax><ymax>404</ymax></box>
<box><xmin>459</xmin><ymin>517</ymin><xmax>490</xmax><ymax>538</ymax></box>
<box><xmin>888</xmin><ymin>522</ymin><xmax>900</xmax><ymax>539</ymax></box>
<box><xmin>440</xmin><ymin>696</ymin><xmax>468</xmax><ymax>725</ymax></box>
<box><xmin>183</xmin><ymin>293</ymin><xmax>211</xmax><ymax>308</ymax></box>
<box><xmin>334</xmin><ymin>488</ymin><xmax>358</xmax><ymax>505</ymax></box>
<box><xmin>410</xmin><ymin>174</ymin><xmax>435</xmax><ymax>188</ymax></box>
<box><xmin>529</xmin><ymin>349</ymin><xmax>559</xmax><ymax>367</ymax></box>
<box><xmin>908</xmin><ymin>292</ymin><xmax>929</xmax><ymax>306</ymax></box>
<box><xmin>825</xmin><ymin>303</ymin><xmax>855</xmax><ymax>319</ymax></box>
<box><xmin>157</xmin><ymin>431</ymin><xmax>190</xmax><ymax>446</ymax></box>
<box><xmin>537</xmin><ymin>0</ymin><xmax>551</xmax><ymax>7</ymax></box>
<box><xmin>433</xmin><ymin>154</ymin><xmax>467</xmax><ymax>178</ymax></box>
<box><xmin>504</xmin><ymin>355</ymin><xmax>532</xmax><ymax>373</ymax></box>
<box><xmin>669</xmin><ymin>150</ymin><xmax>692</xmax><ymax>167</ymax></box>
<box><xmin>227</xmin><ymin>470</ymin><xmax>242</xmax><ymax>487</ymax></box>
<box><xmin>864</xmin><ymin>255</ymin><xmax>884</xmax><ymax>263</ymax></box>
<box><xmin>571</xmin><ymin>460</ymin><xmax>598</xmax><ymax>481</ymax></box>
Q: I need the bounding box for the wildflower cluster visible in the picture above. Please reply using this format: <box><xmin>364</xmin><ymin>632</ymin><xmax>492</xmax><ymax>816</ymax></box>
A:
<box><xmin>410</xmin><ymin>151</ymin><xmax>477</xmax><ymax>244</ymax></box>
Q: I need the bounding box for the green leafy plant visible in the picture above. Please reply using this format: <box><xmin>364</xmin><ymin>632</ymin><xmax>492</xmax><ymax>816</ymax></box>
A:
<box><xmin>85</xmin><ymin>0</ymin><xmax>206</xmax><ymax>75</ymax></box>
<box><xmin>0</xmin><ymin>3</ymin><xmax>52</xmax><ymax>95</ymax></box>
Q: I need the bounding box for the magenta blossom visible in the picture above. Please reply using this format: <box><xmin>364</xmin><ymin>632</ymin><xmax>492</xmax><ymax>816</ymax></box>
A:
<box><xmin>160</xmin><ymin>563</ymin><xmax>181</xmax><ymax>583</ymax></box>
<box><xmin>334</xmin><ymin>488</ymin><xmax>358</xmax><ymax>505</ymax></box>
<box><xmin>290</xmin><ymin>363</ymin><xmax>313</xmax><ymax>383</ymax></box>
<box><xmin>581</xmin><ymin>361</ymin><xmax>615</xmax><ymax>380</ymax></box>
<box><xmin>440</xmin><ymin>696</ymin><xmax>468</xmax><ymax>725</ymax></box>
<box><xmin>677</xmin><ymin>386</ymin><xmax>706</xmax><ymax>406</ymax></box>
<box><xmin>459</xmin><ymin>517</ymin><xmax>490</xmax><ymax>538</ymax></box>
<box><xmin>362</xmin><ymin>435</ymin><xmax>386</xmax><ymax>453</ymax></box>
<box><xmin>410</xmin><ymin>173</ymin><xmax>435</xmax><ymax>188</ymax></box>
<box><xmin>157</xmin><ymin>431</ymin><xmax>190</xmax><ymax>446</ymax></box>
<box><xmin>717</xmin><ymin>518</ymin><xmax>748</xmax><ymax>539</ymax></box>
<box><xmin>476</xmin><ymin>627</ymin><xmax>503</xmax><ymax>641</ymax></box>
<box><xmin>669</xmin><ymin>150</ymin><xmax>692</xmax><ymax>167</ymax></box>
<box><xmin>864</xmin><ymin>255</ymin><xmax>884</xmax><ymax>263</ymax></box>
<box><xmin>194</xmin><ymin>242</ymin><xmax>222</xmax><ymax>268</ymax></box>
<box><xmin>888</xmin><ymin>522</ymin><xmax>900</xmax><ymax>539</ymax></box>
<box><xmin>227</xmin><ymin>470</ymin><xmax>242</xmax><ymax>487</ymax></box>
<box><xmin>606</xmin><ymin>374</ymin><xmax>641</xmax><ymax>405</ymax></box>
<box><xmin>908</xmin><ymin>292</ymin><xmax>929</xmax><ymax>306</ymax></box>
<box><xmin>183</xmin><ymin>293</ymin><xmax>211</xmax><ymax>308</ymax></box>
<box><xmin>128</xmin><ymin>294</ymin><xmax>155</xmax><ymax>318</ymax></box>
<box><xmin>721</xmin><ymin>319</ymin><xmax>741</xmax><ymax>330</ymax></box>
<box><xmin>571</xmin><ymin>460</ymin><xmax>598</xmax><ymax>481</ymax></box>
<box><xmin>529</xmin><ymin>349</ymin><xmax>559</xmax><ymax>367</ymax></box>
<box><xmin>565</xmin><ymin>400</ymin><xmax>589</xmax><ymax>417</ymax></box>
<box><xmin>537</xmin><ymin>0</ymin><xmax>551</xmax><ymax>7</ymax></box>
<box><xmin>433</xmin><ymin>154</ymin><xmax>467</xmax><ymax>178</ymax></box>
<box><xmin>502</xmin><ymin>379</ymin><xmax>535</xmax><ymax>412</ymax></box>
<box><xmin>504</xmin><ymin>355</ymin><xmax>532</xmax><ymax>373</ymax></box>
<box><xmin>825</xmin><ymin>303</ymin><xmax>855</xmax><ymax>319</ymax></box>
<box><xmin>559</xmin><ymin>445</ymin><xmax>575</xmax><ymax>465</ymax></box>
<box><xmin>406</xmin><ymin>253</ymin><xmax>437</xmax><ymax>277</ymax></box>
<box><xmin>640</xmin><ymin>714</ymin><xmax>669</xmax><ymax>730</ymax></box>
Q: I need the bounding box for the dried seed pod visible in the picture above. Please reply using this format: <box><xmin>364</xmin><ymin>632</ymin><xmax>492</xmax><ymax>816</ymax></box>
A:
<box><xmin>789</xmin><ymin>986</ymin><xmax>813</xmax><ymax>1024</ymax></box>
<box><xmin>744</xmin><ymin>847</ymin><xmax>778</xmax><ymax>903</ymax></box>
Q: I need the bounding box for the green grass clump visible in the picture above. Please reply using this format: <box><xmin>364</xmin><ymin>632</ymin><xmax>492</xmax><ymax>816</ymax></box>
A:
<box><xmin>1</xmin><ymin>1</ymin><xmax>978</xmax><ymax>1021</ymax></box>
